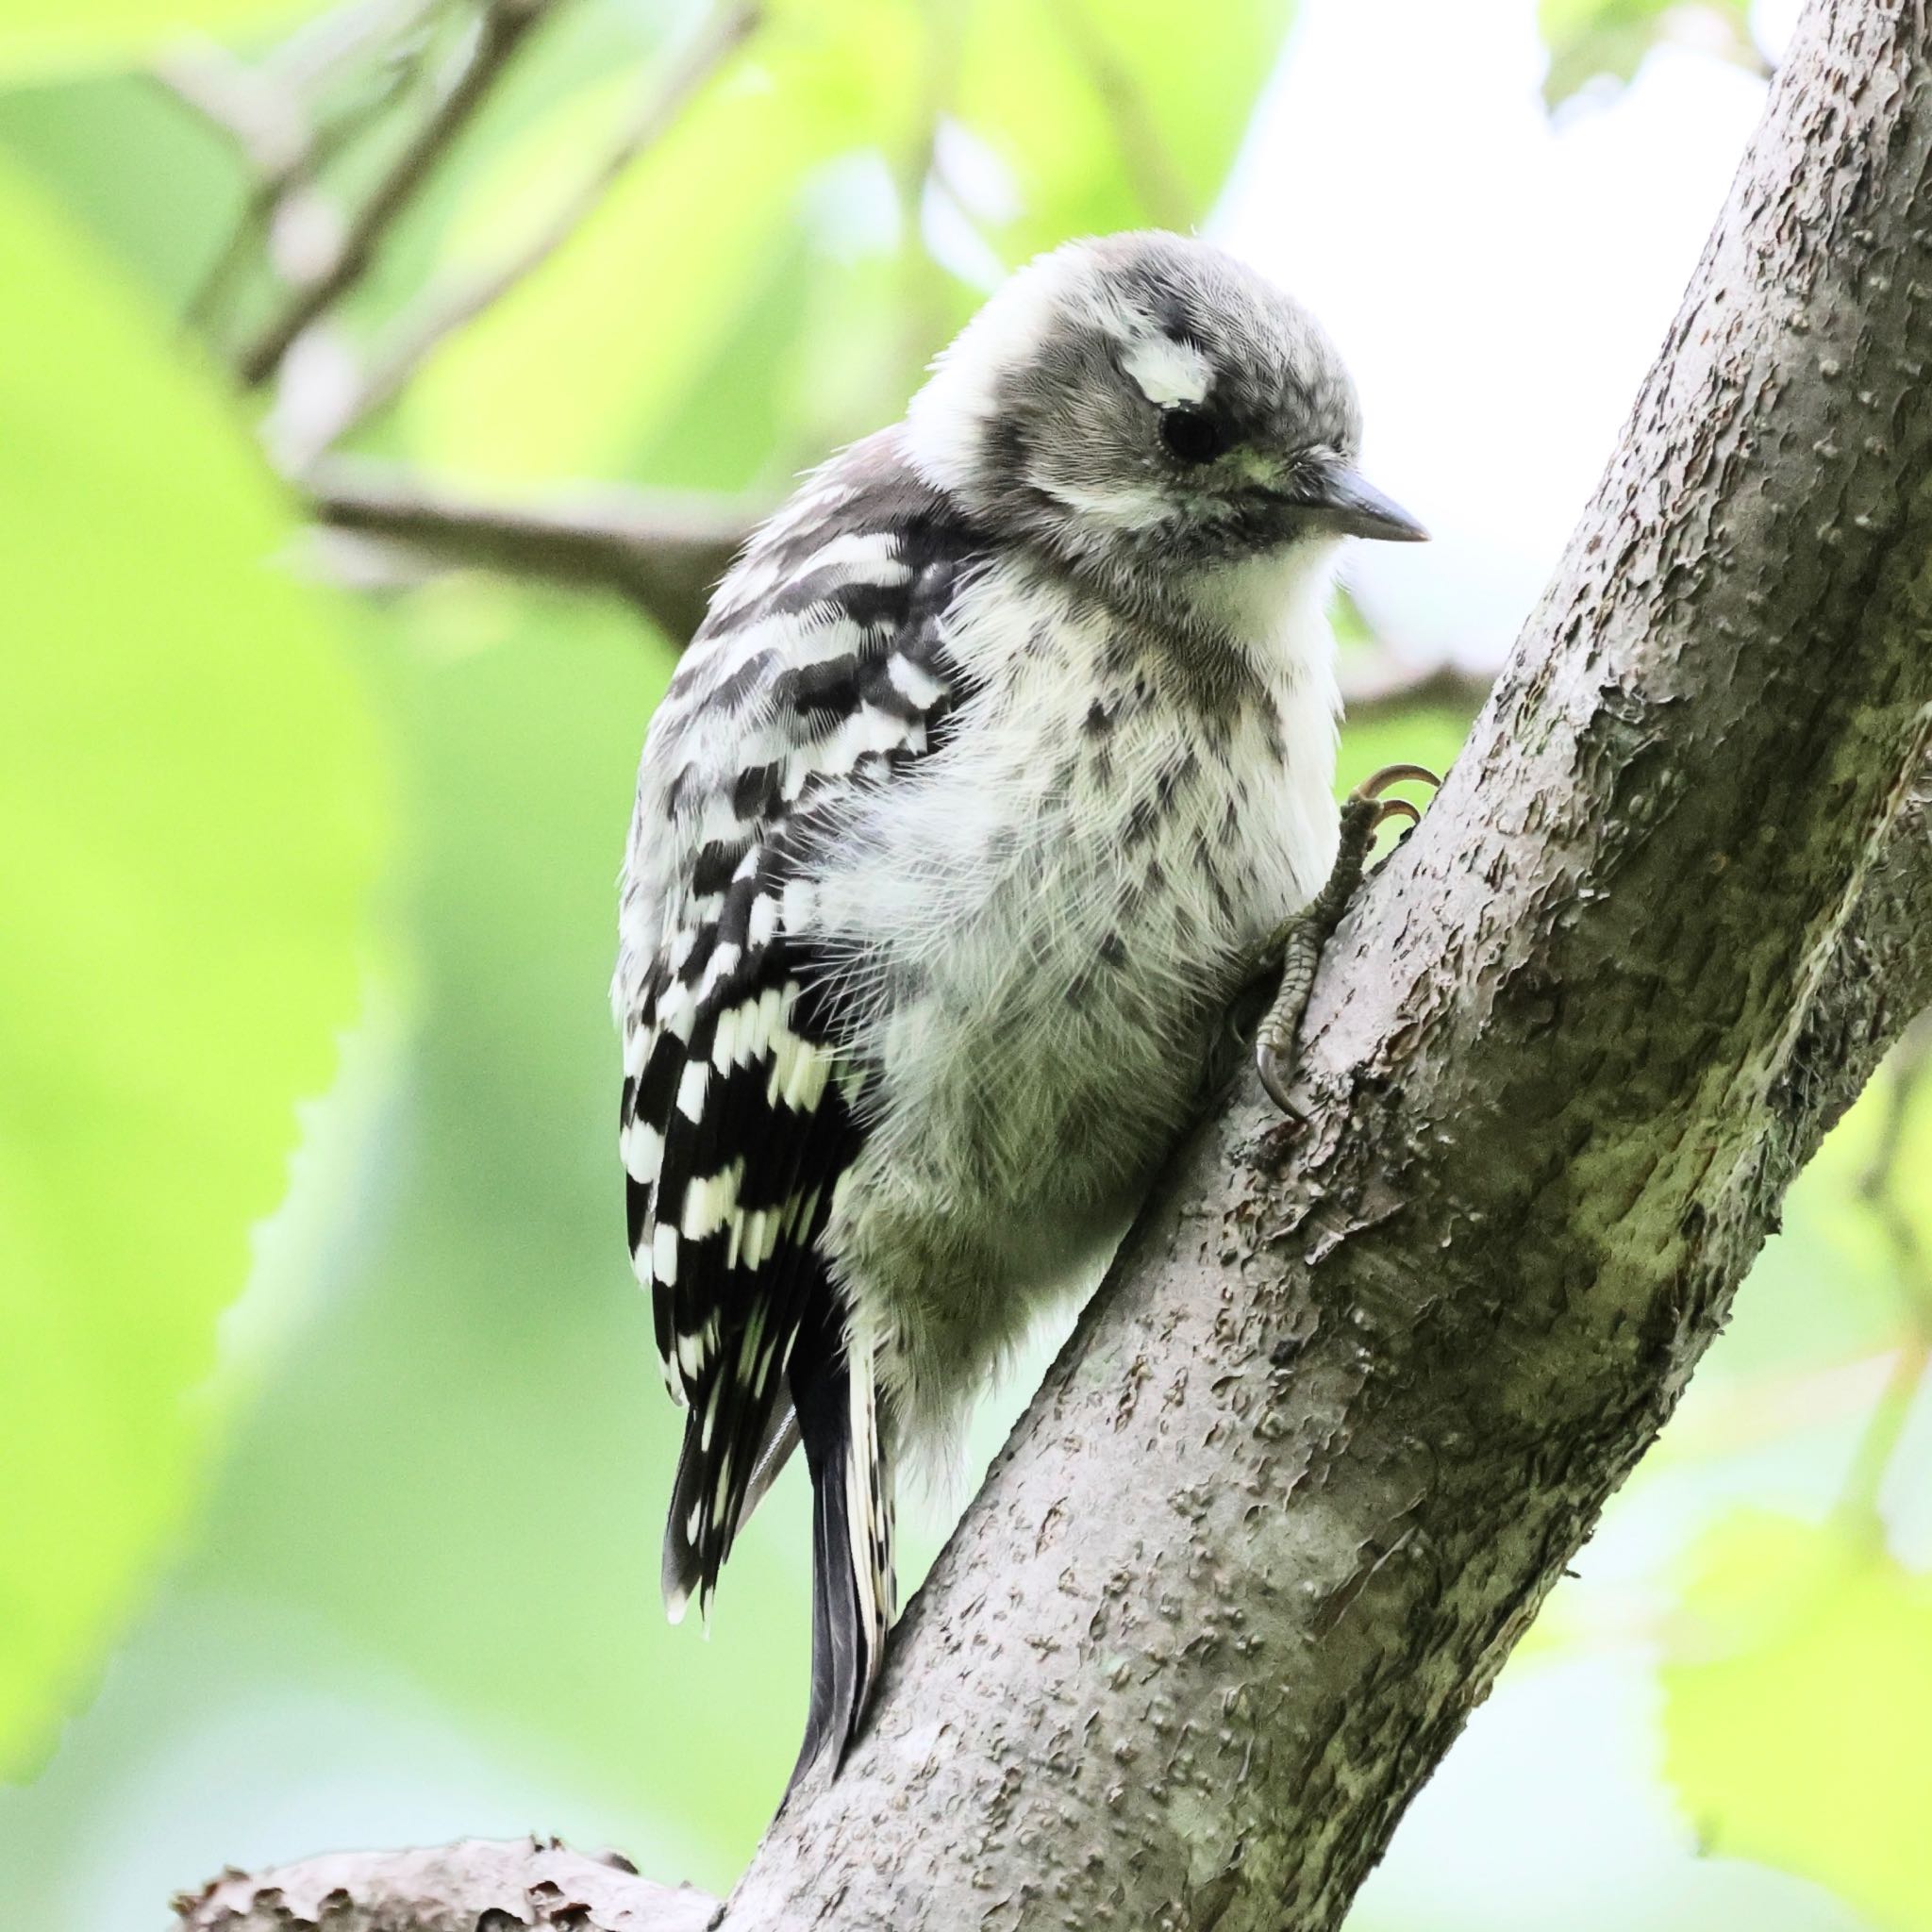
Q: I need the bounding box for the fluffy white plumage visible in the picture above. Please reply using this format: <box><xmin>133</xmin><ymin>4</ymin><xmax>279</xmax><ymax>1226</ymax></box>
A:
<box><xmin>812</xmin><ymin>541</ymin><xmax>1344</xmax><ymax>1452</ymax></box>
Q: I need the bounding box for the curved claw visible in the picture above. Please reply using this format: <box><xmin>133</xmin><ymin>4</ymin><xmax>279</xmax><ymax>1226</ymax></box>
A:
<box><xmin>1253</xmin><ymin>758</ymin><xmax>1441</xmax><ymax>1125</ymax></box>
<box><xmin>1257</xmin><ymin>1041</ymin><xmax>1301</xmax><ymax>1118</ymax></box>
<box><xmin>1351</xmin><ymin>761</ymin><xmax>1442</xmax><ymax>804</ymax></box>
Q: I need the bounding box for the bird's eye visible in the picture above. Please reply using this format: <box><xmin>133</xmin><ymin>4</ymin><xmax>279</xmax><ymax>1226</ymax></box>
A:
<box><xmin>1159</xmin><ymin>406</ymin><xmax>1224</xmax><ymax>464</ymax></box>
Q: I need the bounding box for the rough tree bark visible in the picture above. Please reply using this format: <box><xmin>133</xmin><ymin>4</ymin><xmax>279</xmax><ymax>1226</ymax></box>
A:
<box><xmin>177</xmin><ymin>1</ymin><xmax>1932</xmax><ymax>1926</ymax></box>
<box><xmin>174</xmin><ymin>1839</ymin><xmax>719</xmax><ymax>1930</ymax></box>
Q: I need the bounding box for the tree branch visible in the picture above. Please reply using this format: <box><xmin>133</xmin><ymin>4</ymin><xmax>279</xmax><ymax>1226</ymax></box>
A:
<box><xmin>153</xmin><ymin>37</ymin><xmax>324</xmax><ymax>333</ymax></box>
<box><xmin>238</xmin><ymin>0</ymin><xmax>555</xmax><ymax>388</ymax></box>
<box><xmin>717</xmin><ymin>0</ymin><xmax>1932</xmax><ymax>1922</ymax></box>
<box><xmin>296</xmin><ymin>0</ymin><xmax>760</xmax><ymax>458</ymax></box>
<box><xmin>173</xmin><ymin>1837</ymin><xmax>719</xmax><ymax>1932</ymax></box>
<box><xmin>302</xmin><ymin>456</ymin><xmax>752</xmax><ymax>640</ymax></box>
<box><xmin>153</xmin><ymin>38</ymin><xmax>311</xmax><ymax>176</ymax></box>
<box><xmin>300</xmin><ymin>458</ymin><xmax>1511</xmax><ymax>717</ymax></box>
<box><xmin>1335</xmin><ymin>649</ymin><xmax>1494</xmax><ymax>721</ymax></box>
<box><xmin>178</xmin><ymin>0</ymin><xmax>1932</xmax><ymax>1924</ymax></box>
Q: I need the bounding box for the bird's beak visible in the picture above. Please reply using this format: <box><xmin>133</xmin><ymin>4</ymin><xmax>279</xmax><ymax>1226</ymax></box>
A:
<box><xmin>1308</xmin><ymin>466</ymin><xmax>1429</xmax><ymax>543</ymax></box>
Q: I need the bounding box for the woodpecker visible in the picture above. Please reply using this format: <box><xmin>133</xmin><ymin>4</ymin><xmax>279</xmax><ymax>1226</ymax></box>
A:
<box><xmin>613</xmin><ymin>229</ymin><xmax>1427</xmax><ymax>1797</ymax></box>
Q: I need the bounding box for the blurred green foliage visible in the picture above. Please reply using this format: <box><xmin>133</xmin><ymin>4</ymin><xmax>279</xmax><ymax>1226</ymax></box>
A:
<box><xmin>0</xmin><ymin>154</ymin><xmax>381</xmax><ymax>1785</ymax></box>
<box><xmin>0</xmin><ymin>0</ymin><xmax>297</xmax><ymax>82</ymax></box>
<box><xmin>0</xmin><ymin>0</ymin><xmax>1926</xmax><ymax>1926</ymax></box>
<box><xmin>1537</xmin><ymin>0</ymin><xmax>1764</xmax><ymax>108</ymax></box>
<box><xmin>1666</xmin><ymin>1515</ymin><xmax>1932</xmax><ymax>1930</ymax></box>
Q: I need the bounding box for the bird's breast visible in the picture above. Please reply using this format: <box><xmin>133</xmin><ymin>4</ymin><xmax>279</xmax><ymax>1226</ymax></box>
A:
<box><xmin>808</xmin><ymin>573</ymin><xmax>1341</xmax><ymax>1230</ymax></box>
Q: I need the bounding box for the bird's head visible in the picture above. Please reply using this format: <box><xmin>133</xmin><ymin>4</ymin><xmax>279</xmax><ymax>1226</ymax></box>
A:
<box><xmin>904</xmin><ymin>231</ymin><xmax>1424</xmax><ymax>598</ymax></box>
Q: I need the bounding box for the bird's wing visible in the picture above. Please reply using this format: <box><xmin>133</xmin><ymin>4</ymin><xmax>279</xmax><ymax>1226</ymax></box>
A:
<box><xmin>615</xmin><ymin>430</ymin><xmax>976</xmax><ymax>1626</ymax></box>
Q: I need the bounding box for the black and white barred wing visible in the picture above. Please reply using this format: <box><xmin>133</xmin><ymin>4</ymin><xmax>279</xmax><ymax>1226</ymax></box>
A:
<box><xmin>614</xmin><ymin>437</ymin><xmax>969</xmax><ymax>1648</ymax></box>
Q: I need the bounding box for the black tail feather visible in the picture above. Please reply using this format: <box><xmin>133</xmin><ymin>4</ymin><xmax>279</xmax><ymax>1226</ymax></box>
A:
<box><xmin>661</xmin><ymin>1398</ymin><xmax>800</xmax><ymax>1624</ymax></box>
<box><xmin>791</xmin><ymin>1404</ymin><xmax>865</xmax><ymax>1795</ymax></box>
<box><xmin>660</xmin><ymin>1422</ymin><xmax>704</xmax><ymax>1622</ymax></box>
<box><xmin>785</xmin><ymin>1319</ymin><xmax>891</xmax><ymax>1804</ymax></box>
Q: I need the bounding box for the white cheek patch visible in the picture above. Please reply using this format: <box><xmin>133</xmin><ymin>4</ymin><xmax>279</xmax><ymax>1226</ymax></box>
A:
<box><xmin>1122</xmin><ymin>331</ymin><xmax>1212</xmax><ymax>408</ymax></box>
<box><xmin>1043</xmin><ymin>476</ymin><xmax>1174</xmax><ymax>532</ymax></box>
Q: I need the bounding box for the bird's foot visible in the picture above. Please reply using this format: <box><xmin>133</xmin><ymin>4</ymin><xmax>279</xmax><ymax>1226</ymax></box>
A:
<box><xmin>1255</xmin><ymin>762</ymin><xmax>1441</xmax><ymax>1118</ymax></box>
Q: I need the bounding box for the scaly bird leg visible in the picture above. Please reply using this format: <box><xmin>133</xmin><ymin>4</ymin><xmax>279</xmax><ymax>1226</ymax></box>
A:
<box><xmin>1255</xmin><ymin>763</ymin><xmax>1441</xmax><ymax>1117</ymax></box>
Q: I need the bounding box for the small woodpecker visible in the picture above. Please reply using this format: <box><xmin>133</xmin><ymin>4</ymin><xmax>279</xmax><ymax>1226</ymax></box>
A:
<box><xmin>613</xmin><ymin>229</ymin><xmax>1429</xmax><ymax>1799</ymax></box>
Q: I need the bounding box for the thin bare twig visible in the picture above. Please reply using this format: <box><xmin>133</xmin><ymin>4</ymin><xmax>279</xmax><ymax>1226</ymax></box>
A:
<box><xmin>303</xmin><ymin>456</ymin><xmax>753</xmax><ymax>638</ymax></box>
<box><xmin>238</xmin><ymin>0</ymin><xmax>557</xmax><ymax>389</ymax></box>
<box><xmin>295</xmin><ymin>0</ymin><xmax>760</xmax><ymax>459</ymax></box>
<box><xmin>157</xmin><ymin>12</ymin><xmax>446</xmax><ymax>341</ymax></box>
<box><xmin>266</xmin><ymin>0</ymin><xmax>441</xmax><ymax>93</ymax></box>
<box><xmin>302</xmin><ymin>457</ymin><xmax>1512</xmax><ymax>714</ymax></box>
<box><xmin>1338</xmin><ymin>651</ymin><xmax>1493</xmax><ymax>721</ymax></box>
<box><xmin>299</xmin><ymin>450</ymin><xmax>1522</xmax><ymax>732</ymax></box>
<box><xmin>152</xmin><ymin>40</ymin><xmax>319</xmax><ymax>331</ymax></box>
<box><xmin>152</xmin><ymin>38</ymin><xmax>311</xmax><ymax>174</ymax></box>
<box><xmin>155</xmin><ymin>2</ymin><xmax>453</xmax><ymax>341</ymax></box>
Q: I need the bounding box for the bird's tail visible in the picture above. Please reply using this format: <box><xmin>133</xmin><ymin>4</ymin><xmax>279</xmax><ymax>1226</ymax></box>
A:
<box><xmin>787</xmin><ymin>1326</ymin><xmax>895</xmax><ymax>1803</ymax></box>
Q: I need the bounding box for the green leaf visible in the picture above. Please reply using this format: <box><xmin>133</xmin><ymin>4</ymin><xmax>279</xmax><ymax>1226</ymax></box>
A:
<box><xmin>0</xmin><ymin>0</ymin><xmax>308</xmax><ymax>82</ymax></box>
<box><xmin>0</xmin><ymin>158</ymin><xmax>382</xmax><ymax>1774</ymax></box>
<box><xmin>1662</xmin><ymin>1513</ymin><xmax>1932</xmax><ymax>1929</ymax></box>
<box><xmin>953</xmin><ymin>0</ymin><xmax>1291</xmax><ymax>262</ymax></box>
<box><xmin>0</xmin><ymin>72</ymin><xmax>244</xmax><ymax>310</ymax></box>
<box><xmin>1536</xmin><ymin>0</ymin><xmax>1760</xmax><ymax>109</ymax></box>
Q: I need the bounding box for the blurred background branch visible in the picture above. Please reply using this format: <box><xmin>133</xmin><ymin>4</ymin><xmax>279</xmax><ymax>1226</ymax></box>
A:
<box><xmin>301</xmin><ymin>0</ymin><xmax>761</xmax><ymax>458</ymax></box>
<box><xmin>300</xmin><ymin>454</ymin><xmax>1502</xmax><ymax>719</ymax></box>
<box><xmin>303</xmin><ymin>454</ymin><xmax>752</xmax><ymax>637</ymax></box>
<box><xmin>234</xmin><ymin>0</ymin><xmax>555</xmax><ymax>384</ymax></box>
<box><xmin>156</xmin><ymin>0</ymin><xmax>1514</xmax><ymax>700</ymax></box>
<box><xmin>148</xmin><ymin>0</ymin><xmax>1528</xmax><ymax>770</ymax></box>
